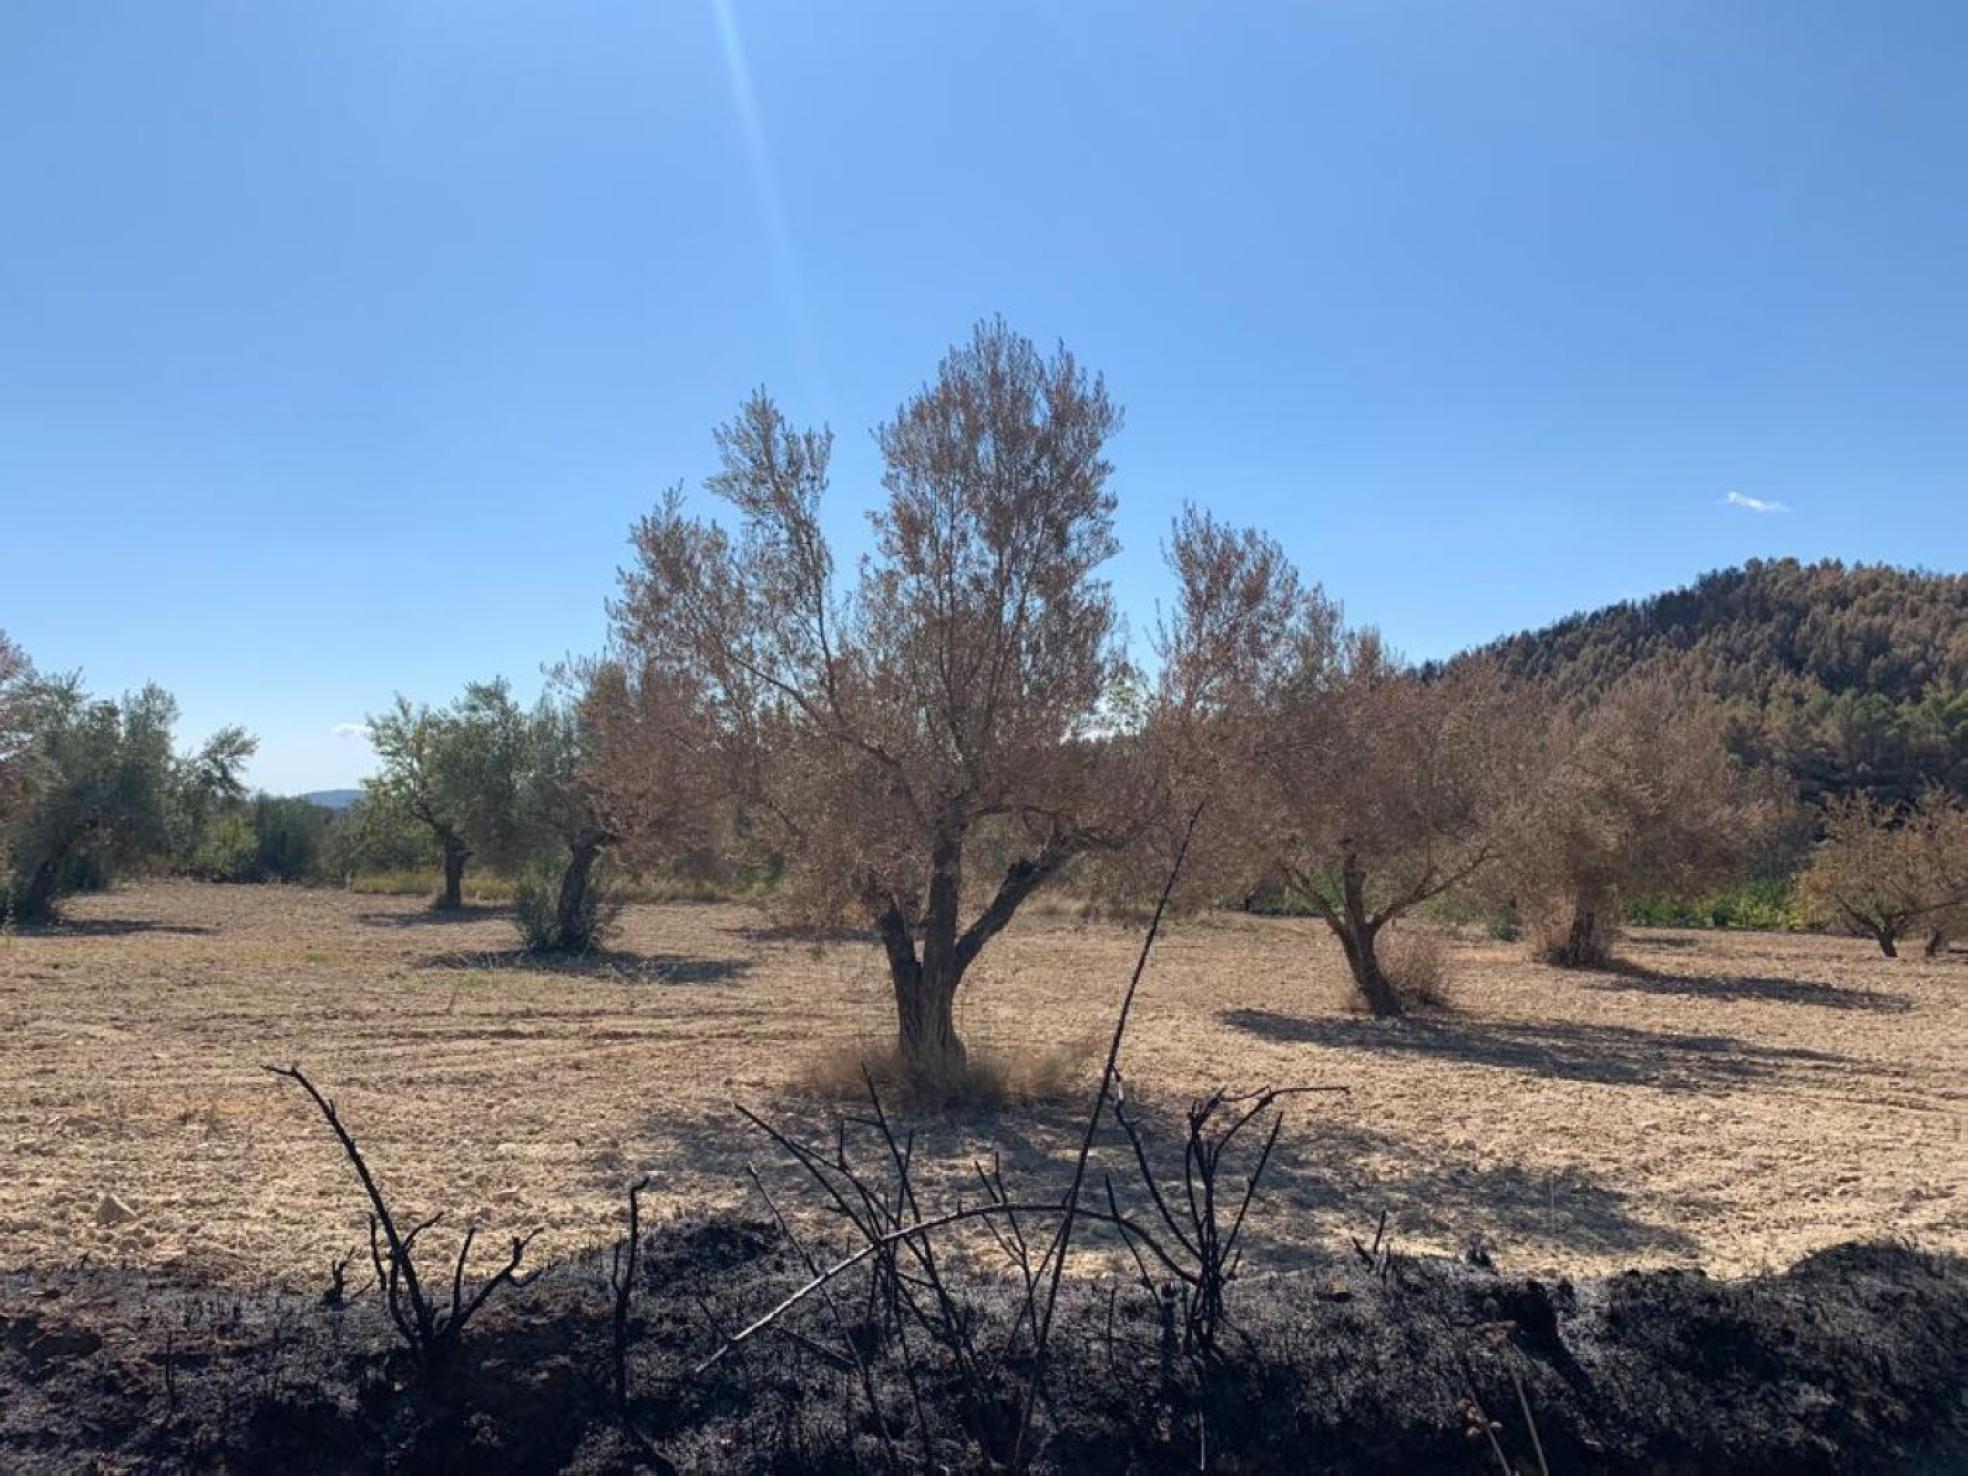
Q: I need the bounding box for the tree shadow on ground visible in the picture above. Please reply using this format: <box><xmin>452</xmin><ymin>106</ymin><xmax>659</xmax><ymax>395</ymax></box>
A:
<box><xmin>626</xmin><ymin>1078</ymin><xmax>1699</xmax><ymax>1272</ymax></box>
<box><xmin>355</xmin><ymin>905</ymin><xmax>510</xmax><ymax>929</ymax></box>
<box><xmin>418</xmin><ymin>948</ymin><xmax>754</xmax><ymax>986</ymax></box>
<box><xmin>13</xmin><ymin>918</ymin><xmax>215</xmax><ymax>937</ymax></box>
<box><xmin>1624</xmin><ymin>932</ymin><xmax>1702</xmax><ymax>951</ymax></box>
<box><xmin>1218</xmin><ymin>1009</ymin><xmax>1860</xmax><ymax>1093</ymax></box>
<box><xmin>1589</xmin><ymin>962</ymin><xmax>1912</xmax><ymax>1014</ymax></box>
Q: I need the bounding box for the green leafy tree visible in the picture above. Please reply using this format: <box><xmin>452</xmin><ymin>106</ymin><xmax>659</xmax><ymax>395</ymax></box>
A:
<box><xmin>318</xmin><ymin>793</ymin><xmax>439</xmax><ymax>880</ymax></box>
<box><xmin>365</xmin><ymin>680</ymin><xmax>526</xmax><ymax>909</ymax></box>
<box><xmin>195</xmin><ymin>795</ymin><xmax>333</xmax><ymax>882</ymax></box>
<box><xmin>0</xmin><ymin>632</ymin><xmax>31</xmax><ymax>824</ymax></box>
<box><xmin>1</xmin><ymin>675</ymin><xmax>254</xmax><ymax>923</ymax></box>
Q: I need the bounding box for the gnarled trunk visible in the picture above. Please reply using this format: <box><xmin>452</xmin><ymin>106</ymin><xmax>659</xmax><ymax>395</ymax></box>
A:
<box><xmin>1334</xmin><ymin>920</ymin><xmax>1401</xmax><ymax>1017</ymax></box>
<box><xmin>15</xmin><ymin>854</ymin><xmax>64</xmax><ymax>925</ymax></box>
<box><xmin>893</xmin><ymin>953</ymin><xmax>965</xmax><ymax>1068</ymax></box>
<box><xmin>867</xmin><ymin>826</ymin><xmax>1079</xmax><ymax>1074</ymax></box>
<box><xmin>1874</xmin><ymin>926</ymin><xmax>1900</xmax><ymax>959</ymax></box>
<box><xmin>556</xmin><ymin>841</ymin><xmax>601</xmax><ymax>945</ymax></box>
<box><xmin>1326</xmin><ymin>849</ymin><xmax>1402</xmax><ymax>1018</ymax></box>
<box><xmin>1924</xmin><ymin>927</ymin><xmax>1948</xmax><ymax>959</ymax></box>
<box><xmin>876</xmin><ymin>830</ymin><xmax>970</xmax><ymax>1071</ymax></box>
<box><xmin>435</xmin><ymin>839</ymin><xmax>470</xmax><ymax>911</ymax></box>
<box><xmin>1542</xmin><ymin>884</ymin><xmax>1617</xmax><ymax>969</ymax></box>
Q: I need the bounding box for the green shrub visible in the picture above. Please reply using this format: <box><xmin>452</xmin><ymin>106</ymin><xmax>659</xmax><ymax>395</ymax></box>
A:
<box><xmin>513</xmin><ymin>868</ymin><xmax>620</xmax><ymax>954</ymax></box>
<box><xmin>1624</xmin><ymin>877</ymin><xmax>1806</xmax><ymax>932</ymax></box>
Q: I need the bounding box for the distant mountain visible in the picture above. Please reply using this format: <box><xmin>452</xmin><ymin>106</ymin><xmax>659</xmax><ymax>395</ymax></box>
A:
<box><xmin>297</xmin><ymin>788</ymin><xmax>362</xmax><ymax>811</ymax></box>
<box><xmin>1457</xmin><ymin>558</ymin><xmax>1968</xmax><ymax>806</ymax></box>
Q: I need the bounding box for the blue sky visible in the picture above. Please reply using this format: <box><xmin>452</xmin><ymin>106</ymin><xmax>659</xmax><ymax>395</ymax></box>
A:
<box><xmin>4</xmin><ymin>2</ymin><xmax>1963</xmax><ymax>793</ymax></box>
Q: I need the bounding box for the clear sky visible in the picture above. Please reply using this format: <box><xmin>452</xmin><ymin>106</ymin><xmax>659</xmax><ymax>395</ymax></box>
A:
<box><xmin>4</xmin><ymin>3</ymin><xmax>1963</xmax><ymax>794</ymax></box>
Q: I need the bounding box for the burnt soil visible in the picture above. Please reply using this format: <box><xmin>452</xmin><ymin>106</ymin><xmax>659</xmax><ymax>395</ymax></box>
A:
<box><xmin>3</xmin><ymin>1217</ymin><xmax>1964</xmax><ymax>1474</ymax></box>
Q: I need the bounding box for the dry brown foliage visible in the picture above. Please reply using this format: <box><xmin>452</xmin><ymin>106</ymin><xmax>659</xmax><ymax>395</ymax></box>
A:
<box><xmin>612</xmin><ymin>320</ymin><xmax>1170</xmax><ymax>1069</ymax></box>
<box><xmin>1154</xmin><ymin>510</ymin><xmax>1528</xmax><ymax>1015</ymax></box>
<box><xmin>1491</xmin><ymin>670</ymin><xmax>1786</xmax><ymax>970</ymax></box>
<box><xmin>513</xmin><ymin>662</ymin><xmax>713</xmax><ymax>952</ymax></box>
<box><xmin>1377</xmin><ymin>924</ymin><xmax>1453</xmax><ymax>1010</ymax></box>
<box><xmin>797</xmin><ymin>1034</ymin><xmax>1096</xmax><ymax>1110</ymax></box>
<box><xmin>1796</xmin><ymin>787</ymin><xmax>1968</xmax><ymax>957</ymax></box>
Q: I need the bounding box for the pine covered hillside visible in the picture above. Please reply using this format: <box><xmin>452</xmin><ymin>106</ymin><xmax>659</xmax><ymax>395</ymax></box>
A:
<box><xmin>1466</xmin><ymin>558</ymin><xmax>1968</xmax><ymax>806</ymax></box>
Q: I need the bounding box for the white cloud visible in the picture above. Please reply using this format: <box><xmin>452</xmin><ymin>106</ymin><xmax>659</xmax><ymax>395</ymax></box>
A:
<box><xmin>1723</xmin><ymin>490</ymin><xmax>1790</xmax><ymax>514</ymax></box>
<box><xmin>330</xmin><ymin>722</ymin><xmax>366</xmax><ymax>739</ymax></box>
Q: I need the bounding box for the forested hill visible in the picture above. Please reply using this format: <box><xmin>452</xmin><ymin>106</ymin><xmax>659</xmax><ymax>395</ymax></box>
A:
<box><xmin>1462</xmin><ymin>558</ymin><xmax>1968</xmax><ymax>805</ymax></box>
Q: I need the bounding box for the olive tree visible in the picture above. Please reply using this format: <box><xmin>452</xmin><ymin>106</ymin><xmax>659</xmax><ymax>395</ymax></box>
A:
<box><xmin>510</xmin><ymin>661</ymin><xmax>707</xmax><ymax>953</ymax></box>
<box><xmin>1152</xmin><ymin>509</ymin><xmax>1523</xmax><ymax>1017</ymax></box>
<box><xmin>1796</xmin><ymin>788</ymin><xmax>1968</xmax><ymax>958</ymax></box>
<box><xmin>615</xmin><ymin>320</ymin><xmax>1149</xmax><ymax>1069</ymax></box>
<box><xmin>1492</xmin><ymin>671</ymin><xmax>1783</xmax><ymax>968</ymax></box>
<box><xmin>1</xmin><ymin>674</ymin><xmax>254</xmax><ymax>923</ymax></box>
<box><xmin>1269</xmin><ymin>654</ymin><xmax>1520</xmax><ymax>1015</ymax></box>
<box><xmin>365</xmin><ymin>681</ymin><xmax>525</xmax><ymax>909</ymax></box>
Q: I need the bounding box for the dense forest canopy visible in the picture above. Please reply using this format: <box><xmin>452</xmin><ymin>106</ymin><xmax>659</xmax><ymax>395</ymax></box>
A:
<box><xmin>1453</xmin><ymin>559</ymin><xmax>1968</xmax><ymax>807</ymax></box>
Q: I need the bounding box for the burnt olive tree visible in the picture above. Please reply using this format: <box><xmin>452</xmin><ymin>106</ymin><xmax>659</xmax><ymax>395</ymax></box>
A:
<box><xmin>1264</xmin><ymin>653</ymin><xmax>1519</xmax><ymax>1016</ymax></box>
<box><xmin>615</xmin><ymin>320</ymin><xmax>1148</xmax><ymax>1069</ymax></box>
<box><xmin>1796</xmin><ymin>788</ymin><xmax>1968</xmax><ymax>958</ymax></box>
<box><xmin>510</xmin><ymin>662</ymin><xmax>707</xmax><ymax>954</ymax></box>
<box><xmin>1159</xmin><ymin>512</ymin><xmax>1523</xmax><ymax>1016</ymax></box>
<box><xmin>1492</xmin><ymin>671</ymin><xmax>1784</xmax><ymax>968</ymax></box>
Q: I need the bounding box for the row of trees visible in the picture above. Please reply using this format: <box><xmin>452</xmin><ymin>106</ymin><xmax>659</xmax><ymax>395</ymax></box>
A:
<box><xmin>1474</xmin><ymin>558</ymin><xmax>1968</xmax><ymax>806</ymax></box>
<box><xmin>12</xmin><ymin>323</ymin><xmax>1961</xmax><ymax>1075</ymax></box>
<box><xmin>595</xmin><ymin>321</ymin><xmax>1803</xmax><ymax>1067</ymax></box>
<box><xmin>0</xmin><ymin>635</ymin><xmax>258</xmax><ymax>923</ymax></box>
<box><xmin>0</xmin><ymin>625</ymin><xmax>693</xmax><ymax>946</ymax></box>
<box><xmin>359</xmin><ymin>669</ymin><xmax>704</xmax><ymax>951</ymax></box>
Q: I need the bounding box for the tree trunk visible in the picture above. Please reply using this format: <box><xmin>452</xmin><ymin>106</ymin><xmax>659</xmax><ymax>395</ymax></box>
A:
<box><xmin>896</xmin><ymin>958</ymin><xmax>965</xmax><ymax>1069</ymax></box>
<box><xmin>556</xmin><ymin>842</ymin><xmax>601</xmax><ymax>947</ymax></box>
<box><xmin>435</xmin><ymin>840</ymin><xmax>470</xmax><ymax>911</ymax></box>
<box><xmin>1335</xmin><ymin>921</ymin><xmax>1402</xmax><ymax>1018</ymax></box>
<box><xmin>15</xmin><ymin>855</ymin><xmax>63</xmax><ymax>925</ymax></box>
<box><xmin>1543</xmin><ymin>884</ymin><xmax>1617</xmax><ymax>969</ymax></box>
<box><xmin>1333</xmin><ymin>849</ymin><xmax>1402</xmax><ymax>1018</ymax></box>
<box><xmin>1875</xmin><ymin>927</ymin><xmax>1899</xmax><ymax>959</ymax></box>
<box><xmin>1561</xmin><ymin>903</ymin><xmax>1602</xmax><ymax>966</ymax></box>
<box><xmin>875</xmin><ymin>829</ymin><xmax>970</xmax><ymax>1072</ymax></box>
<box><xmin>11</xmin><ymin>826</ymin><xmax>85</xmax><ymax>923</ymax></box>
<box><xmin>1925</xmin><ymin>927</ymin><xmax>1948</xmax><ymax>959</ymax></box>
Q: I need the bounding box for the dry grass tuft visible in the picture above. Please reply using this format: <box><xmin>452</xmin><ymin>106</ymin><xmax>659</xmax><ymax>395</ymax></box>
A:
<box><xmin>1380</xmin><ymin>926</ymin><xmax>1454</xmax><ymax>1010</ymax></box>
<box><xmin>1528</xmin><ymin>901</ymin><xmax>1619</xmax><ymax>970</ymax></box>
<box><xmin>798</xmin><ymin>1034</ymin><xmax>1096</xmax><ymax>1110</ymax></box>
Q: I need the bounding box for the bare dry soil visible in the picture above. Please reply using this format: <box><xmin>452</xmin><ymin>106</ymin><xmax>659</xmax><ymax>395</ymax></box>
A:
<box><xmin>2</xmin><ymin>881</ymin><xmax>1963</xmax><ymax>1288</ymax></box>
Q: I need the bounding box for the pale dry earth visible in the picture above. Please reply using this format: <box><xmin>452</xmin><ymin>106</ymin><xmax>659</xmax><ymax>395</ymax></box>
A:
<box><xmin>1</xmin><ymin>881</ymin><xmax>1962</xmax><ymax>1289</ymax></box>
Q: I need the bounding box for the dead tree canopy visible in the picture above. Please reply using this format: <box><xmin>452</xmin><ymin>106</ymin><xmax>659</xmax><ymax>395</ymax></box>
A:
<box><xmin>511</xmin><ymin>661</ymin><xmax>711</xmax><ymax>954</ymax></box>
<box><xmin>1488</xmin><ymin>669</ymin><xmax>1788</xmax><ymax>969</ymax></box>
<box><xmin>1798</xmin><ymin>788</ymin><xmax>1968</xmax><ymax>958</ymax></box>
<box><xmin>1157</xmin><ymin>507</ymin><xmax>1526</xmax><ymax>1016</ymax></box>
<box><xmin>613</xmin><ymin>319</ymin><xmax>1163</xmax><ymax>1071</ymax></box>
